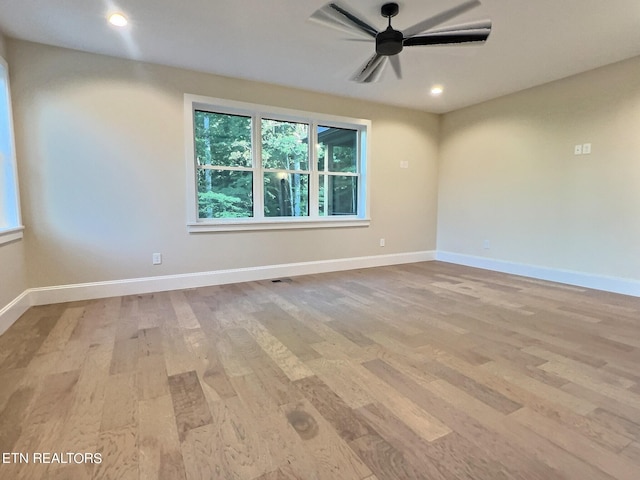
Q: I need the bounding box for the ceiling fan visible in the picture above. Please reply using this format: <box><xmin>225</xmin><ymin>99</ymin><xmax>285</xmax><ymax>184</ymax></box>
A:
<box><xmin>309</xmin><ymin>0</ymin><xmax>492</xmax><ymax>83</ymax></box>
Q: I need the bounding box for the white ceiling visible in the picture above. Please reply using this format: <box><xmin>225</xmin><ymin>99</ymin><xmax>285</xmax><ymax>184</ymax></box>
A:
<box><xmin>1</xmin><ymin>0</ymin><xmax>639</xmax><ymax>113</ymax></box>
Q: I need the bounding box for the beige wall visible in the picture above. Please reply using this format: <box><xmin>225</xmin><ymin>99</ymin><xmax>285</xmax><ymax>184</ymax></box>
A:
<box><xmin>0</xmin><ymin>240</ymin><xmax>27</xmax><ymax>308</ymax></box>
<box><xmin>438</xmin><ymin>56</ymin><xmax>640</xmax><ymax>280</ymax></box>
<box><xmin>7</xmin><ymin>39</ymin><xmax>439</xmax><ymax>289</ymax></box>
<box><xmin>0</xmin><ymin>31</ymin><xmax>6</xmax><ymax>58</ymax></box>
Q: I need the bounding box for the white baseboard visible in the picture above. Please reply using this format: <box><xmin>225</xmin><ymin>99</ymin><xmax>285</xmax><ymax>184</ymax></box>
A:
<box><xmin>0</xmin><ymin>290</ymin><xmax>32</xmax><ymax>335</ymax></box>
<box><xmin>436</xmin><ymin>251</ymin><xmax>640</xmax><ymax>297</ymax></box>
<box><xmin>5</xmin><ymin>248</ymin><xmax>636</xmax><ymax>336</ymax></box>
<box><xmin>3</xmin><ymin>251</ymin><xmax>435</xmax><ymax>322</ymax></box>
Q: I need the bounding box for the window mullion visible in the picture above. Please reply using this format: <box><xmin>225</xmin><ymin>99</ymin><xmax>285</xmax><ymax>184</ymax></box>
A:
<box><xmin>308</xmin><ymin>121</ymin><xmax>318</xmax><ymax>218</ymax></box>
<box><xmin>358</xmin><ymin>130</ymin><xmax>364</xmax><ymax>216</ymax></box>
<box><xmin>253</xmin><ymin>114</ymin><xmax>264</xmax><ymax>220</ymax></box>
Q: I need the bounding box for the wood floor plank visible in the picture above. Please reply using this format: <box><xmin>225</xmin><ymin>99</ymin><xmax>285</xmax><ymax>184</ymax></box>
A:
<box><xmin>293</xmin><ymin>375</ymin><xmax>375</xmax><ymax>442</ymax></box>
<box><xmin>426</xmin><ymin>379</ymin><xmax>613</xmax><ymax>480</ymax></box>
<box><xmin>413</xmin><ymin>346</ymin><xmax>632</xmax><ymax>452</ymax></box>
<box><xmin>540</xmin><ymin>361</ymin><xmax>640</xmax><ymax>409</ymax></box>
<box><xmin>421</xmin><ymin>359</ymin><xmax>523</xmax><ymax>414</ymax></box>
<box><xmin>523</xmin><ymin>347</ymin><xmax>635</xmax><ymax>389</ymax></box>
<box><xmin>621</xmin><ymin>441</ymin><xmax>640</xmax><ymax>465</ymax></box>
<box><xmin>92</xmin><ymin>425</ymin><xmax>137</xmax><ymax>480</ymax></box>
<box><xmin>245</xmin><ymin>317</ymin><xmax>315</xmax><ymax>381</ymax></box>
<box><xmin>27</xmin><ymin>369</ymin><xmax>81</xmax><ymax>427</ymax></box>
<box><xmin>226</xmin><ymin>327</ymin><xmax>302</xmax><ymax>406</ymax></box>
<box><xmin>161</xmin><ymin>326</ymin><xmax>197</xmax><ymax>377</ymax></box>
<box><xmin>0</xmin><ymin>367</ymin><xmax>27</xmax><ymax>411</ymax></box>
<box><xmin>588</xmin><ymin>407</ymin><xmax>640</xmax><ymax>442</ymax></box>
<box><xmin>357</xmin><ymin>372</ymin><xmax>558</xmax><ymax>480</ymax></box>
<box><xmin>281</xmin><ymin>398</ymin><xmax>373</xmax><ymax>480</ymax></box>
<box><xmin>0</xmin><ymin>314</ymin><xmax>58</xmax><ymax>370</ymax></box>
<box><xmin>7</xmin><ymin>370</ymin><xmax>83</xmax><ymax>480</ymax></box>
<box><xmin>348</xmin><ymin>432</ymin><xmax>434</xmax><ymax>480</ymax></box>
<box><xmin>0</xmin><ymin>384</ymin><xmax>36</xmax><ymax>452</ymax></box>
<box><xmin>169</xmin><ymin>290</ymin><xmax>202</xmax><ymax>330</ymax></box>
<box><xmin>183</xmin><ymin>327</ymin><xmax>237</xmax><ymax>399</ymax></box>
<box><xmin>182</xmin><ymin>396</ymin><xmax>272</xmax><ymax>480</ymax></box>
<box><xmin>341</xmin><ymin>358</ymin><xmax>453</xmax><ymax>443</ymax></box>
<box><xmin>36</xmin><ymin>305</ymin><xmax>85</xmax><ymax>356</ymax></box>
<box><xmin>100</xmin><ymin>372</ymin><xmax>137</xmax><ymax>432</ymax></box>
<box><xmin>216</xmin><ymin>332</ymin><xmax>254</xmax><ymax>377</ymax></box>
<box><xmin>480</xmin><ymin>359</ymin><xmax>597</xmax><ymax>415</ymax></box>
<box><xmin>253</xmin><ymin>305</ymin><xmax>323</xmax><ymax>361</ymax></box>
<box><xmin>54</xmin><ymin>343</ymin><xmax>111</xmax><ymax>453</ymax></box>
<box><xmin>108</xmin><ymin>338</ymin><xmax>138</xmax><ymax>375</ymax></box>
<box><xmin>305</xmin><ymin>358</ymin><xmax>375</xmax><ymax>409</ymax></box>
<box><xmin>229</xmin><ymin>374</ymin><xmax>327</xmax><ymax>478</ymax></box>
<box><xmin>354</xmin><ymin>403</ymin><xmax>450</xmax><ymax>480</ymax></box>
<box><xmin>168</xmin><ymin>370</ymin><xmax>213</xmax><ymax>442</ymax></box>
<box><xmin>139</xmin><ymin>395</ymin><xmax>187</xmax><ymax>480</ymax></box>
<box><xmin>561</xmin><ymin>382</ymin><xmax>640</xmax><ymax>425</ymax></box>
<box><xmin>180</xmin><ymin>422</ymin><xmax>233</xmax><ymax>480</ymax></box>
<box><xmin>510</xmin><ymin>407</ymin><xmax>639</xmax><ymax>480</ymax></box>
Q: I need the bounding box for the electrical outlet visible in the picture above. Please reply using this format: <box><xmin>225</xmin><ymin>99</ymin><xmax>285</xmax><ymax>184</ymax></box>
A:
<box><xmin>152</xmin><ymin>253</ymin><xmax>162</xmax><ymax>265</ymax></box>
<box><xmin>483</xmin><ymin>239</ymin><xmax>490</xmax><ymax>250</ymax></box>
<box><xmin>582</xmin><ymin>143</ymin><xmax>591</xmax><ymax>154</ymax></box>
<box><xmin>379</xmin><ymin>238</ymin><xmax>385</xmax><ymax>247</ymax></box>
<box><xmin>400</xmin><ymin>161</ymin><xmax>409</xmax><ymax>169</ymax></box>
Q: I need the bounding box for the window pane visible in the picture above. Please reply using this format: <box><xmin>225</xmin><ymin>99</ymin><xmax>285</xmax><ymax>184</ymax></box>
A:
<box><xmin>262</xmin><ymin>119</ymin><xmax>309</xmax><ymax>171</ymax></box>
<box><xmin>317</xmin><ymin>126</ymin><xmax>357</xmax><ymax>173</ymax></box>
<box><xmin>264</xmin><ymin>172</ymin><xmax>309</xmax><ymax>217</ymax></box>
<box><xmin>194</xmin><ymin>110</ymin><xmax>252</xmax><ymax>167</ymax></box>
<box><xmin>0</xmin><ymin>61</ymin><xmax>20</xmax><ymax>229</ymax></box>
<box><xmin>198</xmin><ymin>169</ymin><xmax>253</xmax><ymax>218</ymax></box>
<box><xmin>319</xmin><ymin>175</ymin><xmax>357</xmax><ymax>216</ymax></box>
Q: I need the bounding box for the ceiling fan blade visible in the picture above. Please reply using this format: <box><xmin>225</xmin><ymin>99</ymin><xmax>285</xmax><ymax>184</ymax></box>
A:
<box><xmin>403</xmin><ymin>0</ymin><xmax>481</xmax><ymax>38</ymax></box>
<box><xmin>424</xmin><ymin>19</ymin><xmax>492</xmax><ymax>35</ymax></box>
<box><xmin>389</xmin><ymin>55</ymin><xmax>402</xmax><ymax>80</ymax></box>
<box><xmin>364</xmin><ymin>57</ymin><xmax>388</xmax><ymax>83</ymax></box>
<box><xmin>309</xmin><ymin>3</ymin><xmax>378</xmax><ymax>39</ymax></box>
<box><xmin>403</xmin><ymin>29</ymin><xmax>490</xmax><ymax>47</ymax></box>
<box><xmin>351</xmin><ymin>53</ymin><xmax>387</xmax><ymax>83</ymax></box>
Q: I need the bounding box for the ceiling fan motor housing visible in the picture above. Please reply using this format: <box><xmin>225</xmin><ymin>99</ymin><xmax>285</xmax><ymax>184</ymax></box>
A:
<box><xmin>377</xmin><ymin>3</ymin><xmax>403</xmax><ymax>56</ymax></box>
<box><xmin>376</xmin><ymin>27</ymin><xmax>404</xmax><ymax>55</ymax></box>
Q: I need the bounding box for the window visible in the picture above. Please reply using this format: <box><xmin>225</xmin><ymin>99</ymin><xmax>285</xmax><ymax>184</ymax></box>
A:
<box><xmin>185</xmin><ymin>95</ymin><xmax>370</xmax><ymax>231</ymax></box>
<box><xmin>0</xmin><ymin>56</ymin><xmax>23</xmax><ymax>245</ymax></box>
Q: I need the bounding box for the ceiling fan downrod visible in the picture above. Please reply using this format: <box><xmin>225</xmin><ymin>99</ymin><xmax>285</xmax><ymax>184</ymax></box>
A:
<box><xmin>376</xmin><ymin>2</ymin><xmax>403</xmax><ymax>56</ymax></box>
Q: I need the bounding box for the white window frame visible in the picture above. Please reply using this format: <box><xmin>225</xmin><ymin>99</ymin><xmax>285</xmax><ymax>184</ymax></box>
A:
<box><xmin>185</xmin><ymin>94</ymin><xmax>371</xmax><ymax>232</ymax></box>
<box><xmin>0</xmin><ymin>56</ymin><xmax>23</xmax><ymax>246</ymax></box>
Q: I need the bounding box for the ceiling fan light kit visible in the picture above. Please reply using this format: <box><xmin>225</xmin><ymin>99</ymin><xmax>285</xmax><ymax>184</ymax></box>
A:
<box><xmin>309</xmin><ymin>0</ymin><xmax>492</xmax><ymax>83</ymax></box>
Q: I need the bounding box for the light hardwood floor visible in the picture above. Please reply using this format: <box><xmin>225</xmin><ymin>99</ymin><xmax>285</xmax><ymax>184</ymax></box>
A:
<box><xmin>1</xmin><ymin>261</ymin><xmax>639</xmax><ymax>479</ymax></box>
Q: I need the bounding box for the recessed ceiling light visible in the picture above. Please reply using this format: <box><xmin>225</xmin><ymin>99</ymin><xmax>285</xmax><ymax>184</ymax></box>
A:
<box><xmin>108</xmin><ymin>13</ymin><xmax>128</xmax><ymax>27</ymax></box>
<box><xmin>430</xmin><ymin>85</ymin><xmax>444</xmax><ymax>96</ymax></box>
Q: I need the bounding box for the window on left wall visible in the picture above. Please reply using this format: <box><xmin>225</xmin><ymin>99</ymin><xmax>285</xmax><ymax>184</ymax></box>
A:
<box><xmin>0</xmin><ymin>56</ymin><xmax>23</xmax><ymax>245</ymax></box>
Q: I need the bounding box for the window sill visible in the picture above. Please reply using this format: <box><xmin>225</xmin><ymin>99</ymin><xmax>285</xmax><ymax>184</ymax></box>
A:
<box><xmin>188</xmin><ymin>217</ymin><xmax>370</xmax><ymax>233</ymax></box>
<box><xmin>0</xmin><ymin>226</ymin><xmax>24</xmax><ymax>246</ymax></box>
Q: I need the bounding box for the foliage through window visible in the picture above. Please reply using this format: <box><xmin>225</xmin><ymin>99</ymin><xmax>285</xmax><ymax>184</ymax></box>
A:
<box><xmin>194</xmin><ymin>111</ymin><xmax>253</xmax><ymax>219</ymax></box>
<box><xmin>187</xmin><ymin>96</ymin><xmax>369</xmax><ymax>231</ymax></box>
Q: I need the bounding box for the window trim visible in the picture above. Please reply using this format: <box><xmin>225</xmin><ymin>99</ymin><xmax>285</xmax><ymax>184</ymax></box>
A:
<box><xmin>0</xmin><ymin>56</ymin><xmax>24</xmax><ymax>246</ymax></box>
<box><xmin>184</xmin><ymin>94</ymin><xmax>371</xmax><ymax>232</ymax></box>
